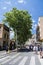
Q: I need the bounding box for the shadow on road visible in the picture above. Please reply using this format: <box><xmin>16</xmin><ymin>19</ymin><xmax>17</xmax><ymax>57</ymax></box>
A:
<box><xmin>16</xmin><ymin>48</ymin><xmax>30</xmax><ymax>52</ymax></box>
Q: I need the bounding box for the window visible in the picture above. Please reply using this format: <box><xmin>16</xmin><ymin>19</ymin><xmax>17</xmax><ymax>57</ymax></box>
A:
<box><xmin>4</xmin><ymin>34</ymin><xmax>6</xmax><ymax>38</ymax></box>
<box><xmin>0</xmin><ymin>26</ymin><xmax>1</xmax><ymax>31</ymax></box>
<box><xmin>0</xmin><ymin>26</ymin><xmax>2</xmax><ymax>34</ymax></box>
<box><xmin>7</xmin><ymin>34</ymin><xmax>9</xmax><ymax>39</ymax></box>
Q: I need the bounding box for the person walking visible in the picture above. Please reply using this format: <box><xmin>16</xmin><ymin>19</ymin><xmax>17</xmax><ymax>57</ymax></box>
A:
<box><xmin>40</xmin><ymin>45</ymin><xmax>42</xmax><ymax>58</ymax></box>
<box><xmin>35</xmin><ymin>45</ymin><xmax>38</xmax><ymax>54</ymax></box>
<box><xmin>6</xmin><ymin>45</ymin><xmax>8</xmax><ymax>53</ymax></box>
<box><xmin>33</xmin><ymin>46</ymin><xmax>36</xmax><ymax>51</ymax></box>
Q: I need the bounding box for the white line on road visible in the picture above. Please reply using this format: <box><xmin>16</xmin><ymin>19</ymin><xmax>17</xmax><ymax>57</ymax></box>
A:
<box><xmin>0</xmin><ymin>53</ymin><xmax>20</xmax><ymax>64</ymax></box>
<box><xmin>38</xmin><ymin>55</ymin><xmax>43</xmax><ymax>65</ymax></box>
<box><xmin>29</xmin><ymin>56</ymin><xmax>35</xmax><ymax>65</ymax></box>
<box><xmin>0</xmin><ymin>52</ymin><xmax>6</xmax><ymax>55</ymax></box>
<box><xmin>9</xmin><ymin>56</ymin><xmax>22</xmax><ymax>64</ymax></box>
<box><xmin>11</xmin><ymin>53</ymin><xmax>20</xmax><ymax>59</ymax></box>
<box><xmin>0</xmin><ymin>56</ymin><xmax>9</xmax><ymax>62</ymax></box>
<box><xmin>18</xmin><ymin>56</ymin><xmax>28</xmax><ymax>65</ymax></box>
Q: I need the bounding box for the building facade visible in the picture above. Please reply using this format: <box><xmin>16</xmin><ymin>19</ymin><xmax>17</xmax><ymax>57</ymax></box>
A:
<box><xmin>36</xmin><ymin>17</ymin><xmax>43</xmax><ymax>42</ymax></box>
<box><xmin>0</xmin><ymin>24</ymin><xmax>10</xmax><ymax>50</ymax></box>
<box><xmin>36</xmin><ymin>25</ymin><xmax>40</xmax><ymax>41</ymax></box>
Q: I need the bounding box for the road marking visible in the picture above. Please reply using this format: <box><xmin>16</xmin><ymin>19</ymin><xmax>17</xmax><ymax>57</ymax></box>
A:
<box><xmin>29</xmin><ymin>56</ymin><xmax>35</xmax><ymax>65</ymax></box>
<box><xmin>18</xmin><ymin>56</ymin><xmax>28</xmax><ymax>65</ymax></box>
<box><xmin>38</xmin><ymin>55</ymin><xmax>43</xmax><ymax>65</ymax></box>
<box><xmin>0</xmin><ymin>52</ymin><xmax>6</xmax><ymax>55</ymax></box>
<box><xmin>11</xmin><ymin>53</ymin><xmax>20</xmax><ymax>59</ymax></box>
<box><xmin>1</xmin><ymin>58</ymin><xmax>11</xmax><ymax>64</ymax></box>
<box><xmin>0</xmin><ymin>53</ymin><xmax>20</xmax><ymax>64</ymax></box>
<box><xmin>0</xmin><ymin>56</ymin><xmax>9</xmax><ymax>62</ymax></box>
<box><xmin>9</xmin><ymin>56</ymin><xmax>22</xmax><ymax>64</ymax></box>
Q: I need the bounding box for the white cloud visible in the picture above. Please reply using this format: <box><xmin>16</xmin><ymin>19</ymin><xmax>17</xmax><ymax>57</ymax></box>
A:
<box><xmin>2</xmin><ymin>7</ymin><xmax>7</xmax><ymax>10</ymax></box>
<box><xmin>18</xmin><ymin>0</ymin><xmax>24</xmax><ymax>3</ymax></box>
<box><xmin>32</xmin><ymin>24</ymin><xmax>37</xmax><ymax>31</ymax></box>
<box><xmin>17</xmin><ymin>0</ymin><xmax>26</xmax><ymax>4</ymax></box>
<box><xmin>32</xmin><ymin>19</ymin><xmax>36</xmax><ymax>23</ymax></box>
<box><xmin>5</xmin><ymin>1</ymin><xmax>11</xmax><ymax>5</ymax></box>
<box><xmin>32</xmin><ymin>19</ymin><xmax>37</xmax><ymax>30</ymax></box>
<box><xmin>34</xmin><ymin>24</ymin><xmax>37</xmax><ymax>30</ymax></box>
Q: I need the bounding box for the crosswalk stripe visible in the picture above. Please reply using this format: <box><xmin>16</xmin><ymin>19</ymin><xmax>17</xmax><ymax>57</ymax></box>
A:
<box><xmin>0</xmin><ymin>53</ymin><xmax>20</xmax><ymax>64</ymax></box>
<box><xmin>0</xmin><ymin>52</ymin><xmax>6</xmax><ymax>55</ymax></box>
<box><xmin>10</xmin><ymin>53</ymin><xmax>20</xmax><ymax>59</ymax></box>
<box><xmin>38</xmin><ymin>55</ymin><xmax>43</xmax><ymax>65</ymax></box>
<box><xmin>1</xmin><ymin>52</ymin><xmax>42</xmax><ymax>65</ymax></box>
<box><xmin>0</xmin><ymin>56</ymin><xmax>9</xmax><ymax>62</ymax></box>
<box><xmin>29</xmin><ymin>56</ymin><xmax>35</xmax><ymax>65</ymax></box>
<box><xmin>18</xmin><ymin>56</ymin><xmax>28</xmax><ymax>65</ymax></box>
<box><xmin>9</xmin><ymin>56</ymin><xmax>22</xmax><ymax>64</ymax></box>
<box><xmin>1</xmin><ymin>58</ymin><xmax>11</xmax><ymax>64</ymax></box>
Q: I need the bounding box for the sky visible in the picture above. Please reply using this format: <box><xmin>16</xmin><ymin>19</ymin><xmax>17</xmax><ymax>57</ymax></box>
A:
<box><xmin>0</xmin><ymin>0</ymin><xmax>43</xmax><ymax>38</ymax></box>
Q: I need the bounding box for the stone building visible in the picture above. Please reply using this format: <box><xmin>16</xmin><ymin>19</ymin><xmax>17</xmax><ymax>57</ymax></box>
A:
<box><xmin>0</xmin><ymin>24</ymin><xmax>10</xmax><ymax>50</ymax></box>
<box><xmin>36</xmin><ymin>17</ymin><xmax>43</xmax><ymax>42</ymax></box>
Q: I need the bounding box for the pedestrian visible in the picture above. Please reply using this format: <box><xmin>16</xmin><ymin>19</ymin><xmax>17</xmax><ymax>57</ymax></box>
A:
<box><xmin>6</xmin><ymin>45</ymin><xmax>8</xmax><ymax>53</ymax></box>
<box><xmin>33</xmin><ymin>46</ymin><xmax>36</xmax><ymax>51</ymax></box>
<box><xmin>35</xmin><ymin>45</ymin><xmax>38</xmax><ymax>54</ymax></box>
<box><xmin>40</xmin><ymin>45</ymin><xmax>42</xmax><ymax>58</ymax></box>
<box><xmin>0</xmin><ymin>45</ymin><xmax>2</xmax><ymax>51</ymax></box>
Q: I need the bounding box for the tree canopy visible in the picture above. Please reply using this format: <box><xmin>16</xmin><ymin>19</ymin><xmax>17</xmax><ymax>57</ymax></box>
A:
<box><xmin>3</xmin><ymin>8</ymin><xmax>32</xmax><ymax>45</ymax></box>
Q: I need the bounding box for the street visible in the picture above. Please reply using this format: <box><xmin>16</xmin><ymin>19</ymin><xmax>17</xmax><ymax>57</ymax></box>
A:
<box><xmin>0</xmin><ymin>51</ymin><xmax>43</xmax><ymax>65</ymax></box>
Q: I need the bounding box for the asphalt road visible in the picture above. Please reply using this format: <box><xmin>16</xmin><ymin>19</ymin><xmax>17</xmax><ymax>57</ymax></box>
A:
<box><xmin>0</xmin><ymin>50</ymin><xmax>43</xmax><ymax>65</ymax></box>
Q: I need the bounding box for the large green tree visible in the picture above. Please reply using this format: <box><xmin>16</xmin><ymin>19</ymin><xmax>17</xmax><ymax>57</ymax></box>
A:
<box><xmin>3</xmin><ymin>8</ymin><xmax>32</xmax><ymax>45</ymax></box>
